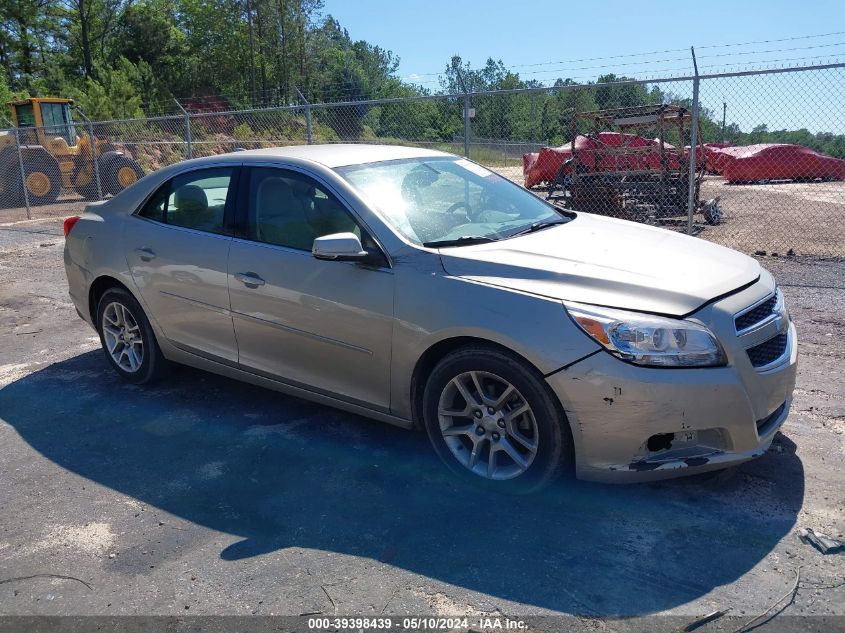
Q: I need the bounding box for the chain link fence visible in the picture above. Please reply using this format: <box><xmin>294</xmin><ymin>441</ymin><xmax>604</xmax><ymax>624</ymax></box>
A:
<box><xmin>1</xmin><ymin>63</ymin><xmax>843</xmax><ymax>260</ymax></box>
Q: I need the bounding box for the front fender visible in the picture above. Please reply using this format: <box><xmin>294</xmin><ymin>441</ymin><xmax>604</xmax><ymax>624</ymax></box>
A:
<box><xmin>390</xmin><ymin>271</ymin><xmax>600</xmax><ymax>418</ymax></box>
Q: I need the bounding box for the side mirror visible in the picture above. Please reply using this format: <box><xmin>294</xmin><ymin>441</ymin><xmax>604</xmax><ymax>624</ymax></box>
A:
<box><xmin>312</xmin><ymin>232</ymin><xmax>369</xmax><ymax>261</ymax></box>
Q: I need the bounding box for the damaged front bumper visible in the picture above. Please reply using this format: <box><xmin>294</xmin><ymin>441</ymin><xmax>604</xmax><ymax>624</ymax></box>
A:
<box><xmin>546</xmin><ymin>318</ymin><xmax>798</xmax><ymax>483</ymax></box>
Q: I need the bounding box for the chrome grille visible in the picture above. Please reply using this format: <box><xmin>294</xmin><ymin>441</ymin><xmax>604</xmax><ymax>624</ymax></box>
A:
<box><xmin>747</xmin><ymin>333</ymin><xmax>788</xmax><ymax>368</ymax></box>
<box><xmin>735</xmin><ymin>294</ymin><xmax>778</xmax><ymax>332</ymax></box>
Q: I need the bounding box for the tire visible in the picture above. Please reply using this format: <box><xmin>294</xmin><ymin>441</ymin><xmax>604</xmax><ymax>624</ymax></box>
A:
<box><xmin>422</xmin><ymin>345</ymin><xmax>573</xmax><ymax>493</ymax></box>
<box><xmin>21</xmin><ymin>156</ymin><xmax>62</xmax><ymax>205</ymax></box>
<box><xmin>0</xmin><ymin>161</ymin><xmax>22</xmax><ymax>209</ymax></box>
<box><xmin>703</xmin><ymin>199</ymin><xmax>722</xmax><ymax>226</ymax></box>
<box><xmin>96</xmin><ymin>287</ymin><xmax>168</xmax><ymax>384</ymax></box>
<box><xmin>101</xmin><ymin>152</ymin><xmax>144</xmax><ymax>196</ymax></box>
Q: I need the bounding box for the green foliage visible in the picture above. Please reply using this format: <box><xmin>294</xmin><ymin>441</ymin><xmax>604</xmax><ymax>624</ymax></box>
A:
<box><xmin>68</xmin><ymin>57</ymin><xmax>145</xmax><ymax>120</ymax></box>
<box><xmin>0</xmin><ymin>75</ymin><xmax>14</xmax><ymax>124</ymax></box>
<box><xmin>1</xmin><ymin>0</ymin><xmax>843</xmax><ymax>160</ymax></box>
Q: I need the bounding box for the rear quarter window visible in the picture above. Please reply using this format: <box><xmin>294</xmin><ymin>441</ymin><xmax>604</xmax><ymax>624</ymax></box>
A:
<box><xmin>136</xmin><ymin>168</ymin><xmax>235</xmax><ymax>234</ymax></box>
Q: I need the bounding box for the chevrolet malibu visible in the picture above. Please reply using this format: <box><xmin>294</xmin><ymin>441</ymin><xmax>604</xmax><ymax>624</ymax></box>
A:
<box><xmin>63</xmin><ymin>144</ymin><xmax>797</xmax><ymax>491</ymax></box>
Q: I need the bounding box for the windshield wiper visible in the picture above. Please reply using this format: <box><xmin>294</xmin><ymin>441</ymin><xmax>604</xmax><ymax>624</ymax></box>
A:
<box><xmin>507</xmin><ymin>219</ymin><xmax>569</xmax><ymax>238</ymax></box>
<box><xmin>423</xmin><ymin>236</ymin><xmax>498</xmax><ymax>248</ymax></box>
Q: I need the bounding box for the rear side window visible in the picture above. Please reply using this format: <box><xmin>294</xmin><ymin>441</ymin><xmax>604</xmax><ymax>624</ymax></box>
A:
<box><xmin>138</xmin><ymin>168</ymin><xmax>235</xmax><ymax>235</ymax></box>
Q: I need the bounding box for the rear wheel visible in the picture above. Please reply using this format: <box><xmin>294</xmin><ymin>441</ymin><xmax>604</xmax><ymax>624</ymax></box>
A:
<box><xmin>96</xmin><ymin>287</ymin><xmax>168</xmax><ymax>384</ymax></box>
<box><xmin>0</xmin><ymin>161</ymin><xmax>21</xmax><ymax>209</ymax></box>
<box><xmin>0</xmin><ymin>148</ymin><xmax>62</xmax><ymax>207</ymax></box>
<box><xmin>422</xmin><ymin>346</ymin><xmax>572</xmax><ymax>492</ymax></box>
<box><xmin>22</xmin><ymin>159</ymin><xmax>62</xmax><ymax>205</ymax></box>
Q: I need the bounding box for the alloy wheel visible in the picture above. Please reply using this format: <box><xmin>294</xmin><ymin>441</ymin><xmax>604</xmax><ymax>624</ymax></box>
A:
<box><xmin>102</xmin><ymin>301</ymin><xmax>144</xmax><ymax>373</ymax></box>
<box><xmin>437</xmin><ymin>370</ymin><xmax>539</xmax><ymax>480</ymax></box>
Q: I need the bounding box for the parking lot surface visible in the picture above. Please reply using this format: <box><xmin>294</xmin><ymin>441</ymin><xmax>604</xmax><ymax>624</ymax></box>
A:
<box><xmin>0</xmin><ymin>218</ymin><xmax>843</xmax><ymax>630</ymax></box>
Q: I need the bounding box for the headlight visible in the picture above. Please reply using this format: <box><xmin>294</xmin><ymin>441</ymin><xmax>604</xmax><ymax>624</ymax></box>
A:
<box><xmin>565</xmin><ymin>302</ymin><xmax>726</xmax><ymax>367</ymax></box>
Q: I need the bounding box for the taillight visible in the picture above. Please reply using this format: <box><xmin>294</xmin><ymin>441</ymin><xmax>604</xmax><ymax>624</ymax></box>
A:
<box><xmin>63</xmin><ymin>216</ymin><xmax>81</xmax><ymax>237</ymax></box>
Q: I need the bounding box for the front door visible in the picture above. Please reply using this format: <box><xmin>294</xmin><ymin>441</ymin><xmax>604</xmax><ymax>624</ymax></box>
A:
<box><xmin>227</xmin><ymin>167</ymin><xmax>394</xmax><ymax>409</ymax></box>
<box><xmin>125</xmin><ymin>166</ymin><xmax>239</xmax><ymax>364</ymax></box>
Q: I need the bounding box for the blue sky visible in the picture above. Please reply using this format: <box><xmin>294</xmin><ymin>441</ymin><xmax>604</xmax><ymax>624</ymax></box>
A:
<box><xmin>323</xmin><ymin>0</ymin><xmax>845</xmax><ymax>133</ymax></box>
<box><xmin>323</xmin><ymin>1</ymin><xmax>844</xmax><ymax>81</ymax></box>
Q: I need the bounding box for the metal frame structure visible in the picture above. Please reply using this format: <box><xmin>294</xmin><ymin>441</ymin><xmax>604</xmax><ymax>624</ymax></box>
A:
<box><xmin>546</xmin><ymin>104</ymin><xmax>720</xmax><ymax>226</ymax></box>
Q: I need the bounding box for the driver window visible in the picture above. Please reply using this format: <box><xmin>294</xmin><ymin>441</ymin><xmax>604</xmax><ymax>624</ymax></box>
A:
<box><xmin>248</xmin><ymin>168</ymin><xmax>361</xmax><ymax>251</ymax></box>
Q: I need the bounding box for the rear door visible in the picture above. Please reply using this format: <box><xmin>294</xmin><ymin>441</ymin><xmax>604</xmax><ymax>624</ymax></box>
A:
<box><xmin>125</xmin><ymin>166</ymin><xmax>240</xmax><ymax>365</ymax></box>
<box><xmin>227</xmin><ymin>166</ymin><xmax>394</xmax><ymax>410</ymax></box>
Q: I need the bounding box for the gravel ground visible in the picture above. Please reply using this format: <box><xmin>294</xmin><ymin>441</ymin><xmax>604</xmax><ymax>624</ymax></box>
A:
<box><xmin>0</xmin><ymin>217</ymin><xmax>843</xmax><ymax>631</ymax></box>
<box><xmin>699</xmin><ymin>178</ymin><xmax>845</xmax><ymax>258</ymax></box>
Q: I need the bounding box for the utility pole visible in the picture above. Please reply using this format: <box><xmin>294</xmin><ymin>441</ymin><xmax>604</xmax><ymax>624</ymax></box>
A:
<box><xmin>722</xmin><ymin>101</ymin><xmax>727</xmax><ymax>143</ymax></box>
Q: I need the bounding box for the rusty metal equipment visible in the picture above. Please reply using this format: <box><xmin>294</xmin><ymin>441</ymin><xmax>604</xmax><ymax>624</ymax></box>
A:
<box><xmin>547</xmin><ymin>104</ymin><xmax>721</xmax><ymax>226</ymax></box>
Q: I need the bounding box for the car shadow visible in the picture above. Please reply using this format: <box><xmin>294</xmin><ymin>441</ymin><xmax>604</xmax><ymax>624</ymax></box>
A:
<box><xmin>0</xmin><ymin>351</ymin><xmax>804</xmax><ymax>616</ymax></box>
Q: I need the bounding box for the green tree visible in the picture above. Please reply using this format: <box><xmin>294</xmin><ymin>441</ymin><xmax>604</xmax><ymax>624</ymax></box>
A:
<box><xmin>0</xmin><ymin>74</ymin><xmax>15</xmax><ymax>124</ymax></box>
<box><xmin>0</xmin><ymin>0</ymin><xmax>62</xmax><ymax>91</ymax></box>
<box><xmin>69</xmin><ymin>56</ymin><xmax>144</xmax><ymax>119</ymax></box>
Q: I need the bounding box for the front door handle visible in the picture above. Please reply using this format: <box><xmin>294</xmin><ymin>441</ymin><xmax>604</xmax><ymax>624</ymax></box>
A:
<box><xmin>134</xmin><ymin>247</ymin><xmax>156</xmax><ymax>261</ymax></box>
<box><xmin>234</xmin><ymin>272</ymin><xmax>265</xmax><ymax>288</ymax></box>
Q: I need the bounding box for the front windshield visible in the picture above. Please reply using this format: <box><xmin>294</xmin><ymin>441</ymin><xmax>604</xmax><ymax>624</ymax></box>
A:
<box><xmin>335</xmin><ymin>157</ymin><xmax>570</xmax><ymax>246</ymax></box>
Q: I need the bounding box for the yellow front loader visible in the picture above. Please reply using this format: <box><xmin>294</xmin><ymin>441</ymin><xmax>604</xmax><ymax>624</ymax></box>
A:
<box><xmin>0</xmin><ymin>97</ymin><xmax>144</xmax><ymax>207</ymax></box>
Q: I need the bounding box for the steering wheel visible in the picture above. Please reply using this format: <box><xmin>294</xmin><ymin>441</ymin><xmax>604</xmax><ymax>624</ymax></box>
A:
<box><xmin>446</xmin><ymin>201</ymin><xmax>474</xmax><ymax>221</ymax></box>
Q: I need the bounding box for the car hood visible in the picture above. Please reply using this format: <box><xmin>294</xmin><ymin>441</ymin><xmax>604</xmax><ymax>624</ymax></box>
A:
<box><xmin>438</xmin><ymin>213</ymin><xmax>760</xmax><ymax>316</ymax></box>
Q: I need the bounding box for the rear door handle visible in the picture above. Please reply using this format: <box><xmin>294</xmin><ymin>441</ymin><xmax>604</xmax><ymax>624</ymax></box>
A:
<box><xmin>234</xmin><ymin>272</ymin><xmax>265</xmax><ymax>288</ymax></box>
<box><xmin>134</xmin><ymin>247</ymin><xmax>156</xmax><ymax>261</ymax></box>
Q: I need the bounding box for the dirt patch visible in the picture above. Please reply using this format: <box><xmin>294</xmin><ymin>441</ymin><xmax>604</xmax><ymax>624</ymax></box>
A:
<box><xmin>14</xmin><ymin>522</ymin><xmax>117</xmax><ymax>559</ymax></box>
<box><xmin>700</xmin><ymin>178</ymin><xmax>845</xmax><ymax>258</ymax></box>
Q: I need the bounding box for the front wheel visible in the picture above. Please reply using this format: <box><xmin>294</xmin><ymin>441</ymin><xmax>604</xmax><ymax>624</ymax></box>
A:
<box><xmin>96</xmin><ymin>288</ymin><xmax>168</xmax><ymax>384</ymax></box>
<box><xmin>101</xmin><ymin>153</ymin><xmax>144</xmax><ymax>196</ymax></box>
<box><xmin>23</xmin><ymin>161</ymin><xmax>62</xmax><ymax>205</ymax></box>
<box><xmin>422</xmin><ymin>346</ymin><xmax>573</xmax><ymax>492</ymax></box>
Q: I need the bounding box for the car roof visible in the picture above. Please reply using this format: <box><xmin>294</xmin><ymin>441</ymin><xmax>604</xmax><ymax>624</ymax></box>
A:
<box><xmin>235</xmin><ymin>143</ymin><xmax>454</xmax><ymax>168</ymax></box>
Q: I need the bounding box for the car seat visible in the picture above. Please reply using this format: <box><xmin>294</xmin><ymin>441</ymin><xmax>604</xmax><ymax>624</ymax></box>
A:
<box><xmin>255</xmin><ymin>177</ymin><xmax>316</xmax><ymax>250</ymax></box>
<box><xmin>172</xmin><ymin>184</ymin><xmax>217</xmax><ymax>230</ymax></box>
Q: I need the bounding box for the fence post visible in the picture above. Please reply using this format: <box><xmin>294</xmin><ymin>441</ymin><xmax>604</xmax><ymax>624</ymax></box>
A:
<box><xmin>175</xmin><ymin>99</ymin><xmax>193</xmax><ymax>159</ymax></box>
<box><xmin>13</xmin><ymin>127</ymin><xmax>31</xmax><ymax>219</ymax></box>
<box><xmin>74</xmin><ymin>108</ymin><xmax>103</xmax><ymax>201</ymax></box>
<box><xmin>295</xmin><ymin>87</ymin><xmax>312</xmax><ymax>144</ymax></box>
<box><xmin>463</xmin><ymin>95</ymin><xmax>471</xmax><ymax>159</ymax></box>
<box><xmin>686</xmin><ymin>47</ymin><xmax>700</xmax><ymax>236</ymax></box>
<box><xmin>455</xmin><ymin>70</ymin><xmax>470</xmax><ymax>158</ymax></box>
